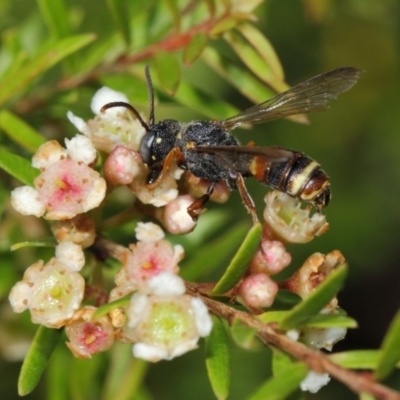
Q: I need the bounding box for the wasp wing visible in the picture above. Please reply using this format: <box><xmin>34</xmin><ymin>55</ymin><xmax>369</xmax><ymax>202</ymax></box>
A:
<box><xmin>220</xmin><ymin>67</ymin><xmax>362</xmax><ymax>130</ymax></box>
<box><xmin>192</xmin><ymin>145</ymin><xmax>293</xmax><ymax>173</ymax></box>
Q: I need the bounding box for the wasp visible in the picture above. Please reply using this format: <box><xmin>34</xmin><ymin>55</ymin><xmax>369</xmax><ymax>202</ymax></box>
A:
<box><xmin>101</xmin><ymin>66</ymin><xmax>361</xmax><ymax>223</ymax></box>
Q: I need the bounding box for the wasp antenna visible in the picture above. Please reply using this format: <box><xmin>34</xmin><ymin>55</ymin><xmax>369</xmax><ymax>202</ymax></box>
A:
<box><xmin>100</xmin><ymin>102</ymin><xmax>150</xmax><ymax>132</ymax></box>
<box><xmin>145</xmin><ymin>66</ymin><xmax>155</xmax><ymax>127</ymax></box>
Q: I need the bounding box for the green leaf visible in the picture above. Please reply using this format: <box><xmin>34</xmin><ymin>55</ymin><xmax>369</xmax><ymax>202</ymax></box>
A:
<box><xmin>230</xmin><ymin>318</ymin><xmax>259</xmax><ymax>349</ymax></box>
<box><xmin>153</xmin><ymin>51</ymin><xmax>181</xmax><ymax>95</ymax></box>
<box><xmin>106</xmin><ymin>0</ymin><xmax>131</xmax><ymax>46</ymax></box>
<box><xmin>224</xmin><ymin>30</ymin><xmax>288</xmax><ymax>93</ymax></box>
<box><xmin>103</xmin><ymin>344</ymin><xmax>148</xmax><ymax>400</ymax></box>
<box><xmin>205</xmin><ymin>317</ymin><xmax>230</xmax><ymax>400</ymax></box>
<box><xmin>202</xmin><ymin>47</ymin><xmax>308</xmax><ymax>124</ymax></box>
<box><xmin>0</xmin><ymin>145</ymin><xmax>39</xmax><ymax>185</ymax></box>
<box><xmin>202</xmin><ymin>46</ymin><xmax>275</xmax><ymax>104</ymax></box>
<box><xmin>11</xmin><ymin>241</ymin><xmax>56</xmax><ymax>251</ymax></box>
<box><xmin>162</xmin><ymin>0</ymin><xmax>181</xmax><ymax>31</ymax></box>
<box><xmin>374</xmin><ymin>308</ymin><xmax>400</xmax><ymax>381</ymax></box>
<box><xmin>92</xmin><ymin>295</ymin><xmax>131</xmax><ymax>320</ymax></box>
<box><xmin>181</xmin><ymin>221</ymin><xmax>250</xmax><ymax>281</ymax></box>
<box><xmin>0</xmin><ymin>34</ymin><xmax>96</xmax><ymax>106</ymax></box>
<box><xmin>18</xmin><ymin>326</ymin><xmax>63</xmax><ymax>396</ymax></box>
<box><xmin>0</xmin><ymin>110</ymin><xmax>45</xmax><ymax>153</ymax></box>
<box><xmin>212</xmin><ymin>223</ymin><xmax>261</xmax><ymax>295</ymax></box>
<box><xmin>210</xmin><ymin>17</ymin><xmax>238</xmax><ymax>36</ymax></box>
<box><xmin>329</xmin><ymin>350</ymin><xmax>382</xmax><ymax>370</ymax></box>
<box><xmin>305</xmin><ymin>313</ymin><xmax>358</xmax><ymax>329</ymax></box>
<box><xmin>236</xmin><ymin>23</ymin><xmax>284</xmax><ymax>80</ymax></box>
<box><xmin>279</xmin><ymin>264</ymin><xmax>348</xmax><ymax>330</ymax></box>
<box><xmin>37</xmin><ymin>0</ymin><xmax>71</xmax><ymax>38</ymax></box>
<box><xmin>258</xmin><ymin>311</ymin><xmax>287</xmax><ymax>325</ymax></box>
<box><xmin>247</xmin><ymin>362</ymin><xmax>308</xmax><ymax>400</ymax></box>
<box><xmin>173</xmin><ymin>79</ymin><xmax>239</xmax><ymax>120</ymax></box>
<box><xmin>183</xmin><ymin>32</ymin><xmax>209</xmax><ymax>66</ymax></box>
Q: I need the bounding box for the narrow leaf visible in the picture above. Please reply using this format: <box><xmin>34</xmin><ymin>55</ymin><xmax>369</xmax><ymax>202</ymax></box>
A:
<box><xmin>153</xmin><ymin>51</ymin><xmax>181</xmax><ymax>95</ymax></box>
<box><xmin>210</xmin><ymin>17</ymin><xmax>237</xmax><ymax>36</ymax></box>
<box><xmin>230</xmin><ymin>318</ymin><xmax>259</xmax><ymax>349</ymax></box>
<box><xmin>18</xmin><ymin>326</ymin><xmax>63</xmax><ymax>396</ymax></box>
<box><xmin>279</xmin><ymin>264</ymin><xmax>348</xmax><ymax>330</ymax></box>
<box><xmin>212</xmin><ymin>223</ymin><xmax>261</xmax><ymax>295</ymax></box>
<box><xmin>183</xmin><ymin>32</ymin><xmax>209</xmax><ymax>66</ymax></box>
<box><xmin>0</xmin><ymin>34</ymin><xmax>96</xmax><ymax>106</ymax></box>
<box><xmin>258</xmin><ymin>311</ymin><xmax>287</xmax><ymax>325</ymax></box>
<box><xmin>173</xmin><ymin>79</ymin><xmax>239</xmax><ymax>120</ymax></box>
<box><xmin>0</xmin><ymin>146</ymin><xmax>39</xmax><ymax>185</ymax></box>
<box><xmin>374</xmin><ymin>308</ymin><xmax>400</xmax><ymax>380</ymax></box>
<box><xmin>205</xmin><ymin>317</ymin><xmax>230</xmax><ymax>400</ymax></box>
<box><xmin>106</xmin><ymin>0</ymin><xmax>131</xmax><ymax>46</ymax></box>
<box><xmin>181</xmin><ymin>222</ymin><xmax>250</xmax><ymax>281</ymax></box>
<box><xmin>305</xmin><ymin>313</ymin><xmax>357</xmax><ymax>329</ymax></box>
<box><xmin>163</xmin><ymin>0</ymin><xmax>181</xmax><ymax>31</ymax></box>
<box><xmin>93</xmin><ymin>295</ymin><xmax>131</xmax><ymax>320</ymax></box>
<box><xmin>0</xmin><ymin>110</ymin><xmax>45</xmax><ymax>153</ymax></box>
<box><xmin>37</xmin><ymin>0</ymin><xmax>71</xmax><ymax>38</ymax></box>
<box><xmin>202</xmin><ymin>47</ymin><xmax>308</xmax><ymax>124</ymax></box>
<box><xmin>11</xmin><ymin>241</ymin><xmax>56</xmax><ymax>251</ymax></box>
<box><xmin>247</xmin><ymin>362</ymin><xmax>308</xmax><ymax>400</ymax></box>
<box><xmin>236</xmin><ymin>23</ymin><xmax>284</xmax><ymax>80</ymax></box>
<box><xmin>104</xmin><ymin>345</ymin><xmax>148</xmax><ymax>400</ymax></box>
<box><xmin>224</xmin><ymin>30</ymin><xmax>288</xmax><ymax>93</ymax></box>
<box><xmin>330</xmin><ymin>350</ymin><xmax>381</xmax><ymax>370</ymax></box>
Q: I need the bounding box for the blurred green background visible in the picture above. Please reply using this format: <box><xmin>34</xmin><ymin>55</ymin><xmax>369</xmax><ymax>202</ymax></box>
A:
<box><xmin>1</xmin><ymin>0</ymin><xmax>400</xmax><ymax>399</ymax></box>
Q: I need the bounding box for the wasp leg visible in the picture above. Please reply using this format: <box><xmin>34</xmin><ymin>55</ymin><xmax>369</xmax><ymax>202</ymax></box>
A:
<box><xmin>234</xmin><ymin>172</ymin><xmax>259</xmax><ymax>225</ymax></box>
<box><xmin>146</xmin><ymin>147</ymin><xmax>185</xmax><ymax>188</ymax></box>
<box><xmin>187</xmin><ymin>181</ymin><xmax>217</xmax><ymax>221</ymax></box>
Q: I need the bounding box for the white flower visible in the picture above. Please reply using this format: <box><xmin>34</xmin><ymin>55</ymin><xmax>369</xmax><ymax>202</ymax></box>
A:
<box><xmin>126</xmin><ymin>272</ymin><xmax>212</xmax><ymax>362</ymax></box>
<box><xmin>90</xmin><ymin>87</ymin><xmax>129</xmax><ymax>116</ymax></box>
<box><xmin>55</xmin><ymin>241</ymin><xmax>85</xmax><ymax>271</ymax></box>
<box><xmin>135</xmin><ymin>222</ymin><xmax>165</xmax><ymax>242</ymax></box>
<box><xmin>263</xmin><ymin>191</ymin><xmax>329</xmax><ymax>243</ymax></box>
<box><xmin>300</xmin><ymin>371</ymin><xmax>330</xmax><ymax>393</ymax></box>
<box><xmin>67</xmin><ymin>87</ymin><xmax>146</xmax><ymax>153</ymax></box>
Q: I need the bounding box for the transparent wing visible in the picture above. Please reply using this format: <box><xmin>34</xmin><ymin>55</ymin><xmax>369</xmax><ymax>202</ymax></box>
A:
<box><xmin>192</xmin><ymin>145</ymin><xmax>293</xmax><ymax>171</ymax></box>
<box><xmin>220</xmin><ymin>67</ymin><xmax>362</xmax><ymax>130</ymax></box>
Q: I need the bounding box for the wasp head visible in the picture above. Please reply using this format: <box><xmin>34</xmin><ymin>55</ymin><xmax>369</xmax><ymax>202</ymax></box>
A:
<box><xmin>139</xmin><ymin>119</ymin><xmax>182</xmax><ymax>184</ymax></box>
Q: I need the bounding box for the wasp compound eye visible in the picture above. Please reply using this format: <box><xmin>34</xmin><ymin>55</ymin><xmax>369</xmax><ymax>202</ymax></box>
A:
<box><xmin>139</xmin><ymin>132</ymin><xmax>156</xmax><ymax>165</ymax></box>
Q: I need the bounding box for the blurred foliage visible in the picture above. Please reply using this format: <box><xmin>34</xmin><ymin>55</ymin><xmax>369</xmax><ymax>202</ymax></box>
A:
<box><xmin>1</xmin><ymin>0</ymin><xmax>400</xmax><ymax>399</ymax></box>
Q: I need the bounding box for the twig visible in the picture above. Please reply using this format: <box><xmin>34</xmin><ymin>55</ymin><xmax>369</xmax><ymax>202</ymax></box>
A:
<box><xmin>186</xmin><ymin>282</ymin><xmax>400</xmax><ymax>400</ymax></box>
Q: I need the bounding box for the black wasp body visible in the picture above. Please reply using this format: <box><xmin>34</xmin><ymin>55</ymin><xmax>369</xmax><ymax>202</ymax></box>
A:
<box><xmin>102</xmin><ymin>66</ymin><xmax>362</xmax><ymax>223</ymax></box>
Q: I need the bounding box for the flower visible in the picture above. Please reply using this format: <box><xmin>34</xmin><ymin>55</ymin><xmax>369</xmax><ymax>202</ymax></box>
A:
<box><xmin>300</xmin><ymin>371</ymin><xmax>331</xmax><ymax>393</ymax></box>
<box><xmin>65</xmin><ymin>306</ymin><xmax>114</xmax><ymax>358</ymax></box>
<box><xmin>11</xmin><ymin>137</ymin><xmax>106</xmax><ymax>220</ymax></box>
<box><xmin>51</xmin><ymin>214</ymin><xmax>96</xmax><ymax>248</ymax></box>
<box><xmin>283</xmin><ymin>250</ymin><xmax>345</xmax><ymax>307</ymax></box>
<box><xmin>263</xmin><ymin>191</ymin><xmax>329</xmax><ymax>243</ymax></box>
<box><xmin>122</xmin><ymin>240</ymin><xmax>183</xmax><ymax>291</ymax></box>
<box><xmin>126</xmin><ymin>272</ymin><xmax>212</xmax><ymax>362</ymax></box>
<box><xmin>9</xmin><ymin>258</ymin><xmax>85</xmax><ymax>328</ymax></box>
<box><xmin>67</xmin><ymin>86</ymin><xmax>146</xmax><ymax>153</ymax></box>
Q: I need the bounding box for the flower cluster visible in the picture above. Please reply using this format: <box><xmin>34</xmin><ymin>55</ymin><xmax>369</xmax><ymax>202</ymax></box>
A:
<box><xmin>8</xmin><ymin>84</ymin><xmax>346</xmax><ymax>393</ymax></box>
<box><xmin>109</xmin><ymin>223</ymin><xmax>212</xmax><ymax>362</ymax></box>
<box><xmin>8</xmin><ymin>86</ymin><xmax>214</xmax><ymax>360</ymax></box>
<box><xmin>237</xmin><ymin>191</ymin><xmax>330</xmax><ymax>311</ymax></box>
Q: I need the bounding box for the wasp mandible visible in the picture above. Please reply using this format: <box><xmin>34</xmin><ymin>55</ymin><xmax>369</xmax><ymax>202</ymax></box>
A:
<box><xmin>101</xmin><ymin>67</ymin><xmax>362</xmax><ymax>223</ymax></box>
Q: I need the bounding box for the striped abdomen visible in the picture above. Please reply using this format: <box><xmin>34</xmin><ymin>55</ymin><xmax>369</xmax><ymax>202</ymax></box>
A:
<box><xmin>251</xmin><ymin>151</ymin><xmax>331</xmax><ymax>209</ymax></box>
